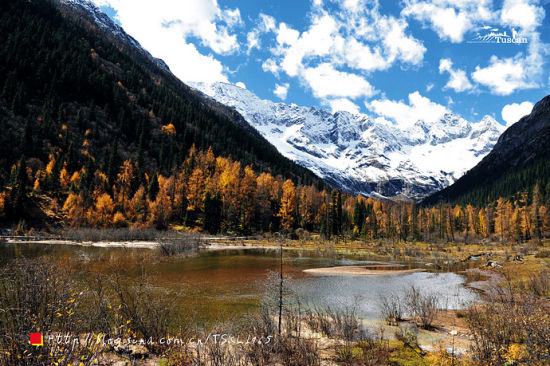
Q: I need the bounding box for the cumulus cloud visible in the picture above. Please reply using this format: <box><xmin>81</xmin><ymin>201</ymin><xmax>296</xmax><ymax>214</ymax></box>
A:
<box><xmin>472</xmin><ymin>55</ymin><xmax>537</xmax><ymax>95</ymax></box>
<box><xmin>257</xmin><ymin>0</ymin><xmax>424</xmax><ymax>106</ymax></box>
<box><xmin>439</xmin><ymin>58</ymin><xmax>473</xmax><ymax>92</ymax></box>
<box><xmin>501</xmin><ymin>0</ymin><xmax>545</xmax><ymax>32</ymax></box>
<box><xmin>303</xmin><ymin>63</ymin><xmax>376</xmax><ymax>99</ymax></box>
<box><xmin>91</xmin><ymin>0</ymin><xmax>242</xmax><ymax>83</ymax></box>
<box><xmin>327</xmin><ymin>98</ymin><xmax>361</xmax><ymax>114</ymax></box>
<box><xmin>366</xmin><ymin>91</ymin><xmax>449</xmax><ymax>128</ymax></box>
<box><xmin>404</xmin><ymin>0</ymin><xmax>546</xmax><ymax>96</ymax></box>
<box><xmin>402</xmin><ymin>0</ymin><xmax>495</xmax><ymax>42</ymax></box>
<box><xmin>236</xmin><ymin>81</ymin><xmax>246</xmax><ymax>89</ymax></box>
<box><xmin>501</xmin><ymin>101</ymin><xmax>533</xmax><ymax>126</ymax></box>
<box><xmin>273</xmin><ymin>83</ymin><xmax>290</xmax><ymax>100</ymax></box>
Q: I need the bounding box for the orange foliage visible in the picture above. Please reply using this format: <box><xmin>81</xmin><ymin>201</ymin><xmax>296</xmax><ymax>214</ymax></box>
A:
<box><xmin>62</xmin><ymin>193</ymin><xmax>86</xmax><ymax>227</ymax></box>
<box><xmin>278</xmin><ymin>179</ymin><xmax>297</xmax><ymax>232</ymax></box>
<box><xmin>59</xmin><ymin>167</ymin><xmax>70</xmax><ymax>189</ymax></box>
<box><xmin>161</xmin><ymin>123</ymin><xmax>177</xmax><ymax>135</ymax></box>
<box><xmin>89</xmin><ymin>193</ymin><xmax>115</xmax><ymax>227</ymax></box>
<box><xmin>0</xmin><ymin>191</ymin><xmax>7</xmax><ymax>218</ymax></box>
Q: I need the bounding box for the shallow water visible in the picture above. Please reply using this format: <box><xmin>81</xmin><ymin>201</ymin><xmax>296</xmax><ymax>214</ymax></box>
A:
<box><xmin>0</xmin><ymin>243</ymin><xmax>479</xmax><ymax>323</ymax></box>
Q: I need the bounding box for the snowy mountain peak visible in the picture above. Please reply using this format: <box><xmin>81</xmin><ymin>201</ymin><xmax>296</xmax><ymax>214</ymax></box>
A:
<box><xmin>60</xmin><ymin>0</ymin><xmax>171</xmax><ymax>72</ymax></box>
<box><xmin>61</xmin><ymin>1</ymin><xmax>505</xmax><ymax>199</ymax></box>
<box><xmin>191</xmin><ymin>82</ymin><xmax>505</xmax><ymax>198</ymax></box>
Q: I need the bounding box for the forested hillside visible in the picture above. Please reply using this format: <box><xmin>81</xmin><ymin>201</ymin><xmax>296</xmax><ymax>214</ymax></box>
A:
<box><xmin>0</xmin><ymin>0</ymin><xmax>322</xmax><ymax>227</ymax></box>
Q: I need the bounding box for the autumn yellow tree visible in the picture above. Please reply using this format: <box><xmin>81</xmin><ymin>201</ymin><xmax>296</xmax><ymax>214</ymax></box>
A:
<box><xmin>278</xmin><ymin>179</ymin><xmax>297</xmax><ymax>232</ymax></box>
<box><xmin>0</xmin><ymin>191</ymin><xmax>7</xmax><ymax>218</ymax></box>
<box><xmin>127</xmin><ymin>185</ymin><xmax>147</xmax><ymax>225</ymax></box>
<box><xmin>186</xmin><ymin>166</ymin><xmax>206</xmax><ymax>212</ymax></box>
<box><xmin>59</xmin><ymin>166</ymin><xmax>70</xmax><ymax>189</ymax></box>
<box><xmin>148</xmin><ymin>175</ymin><xmax>174</xmax><ymax>229</ymax></box>
<box><xmin>89</xmin><ymin>192</ymin><xmax>115</xmax><ymax>227</ymax></box>
<box><xmin>478</xmin><ymin>208</ymin><xmax>489</xmax><ymax>238</ymax></box>
<box><xmin>239</xmin><ymin>165</ymin><xmax>257</xmax><ymax>231</ymax></box>
<box><xmin>494</xmin><ymin>198</ymin><xmax>507</xmax><ymax>241</ymax></box>
<box><xmin>114</xmin><ymin>159</ymin><xmax>135</xmax><ymax>211</ymax></box>
<box><xmin>62</xmin><ymin>193</ymin><xmax>86</xmax><ymax>227</ymax></box>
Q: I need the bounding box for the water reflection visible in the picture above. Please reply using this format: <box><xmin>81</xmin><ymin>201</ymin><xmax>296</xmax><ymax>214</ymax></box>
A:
<box><xmin>0</xmin><ymin>243</ymin><xmax>479</xmax><ymax>323</ymax></box>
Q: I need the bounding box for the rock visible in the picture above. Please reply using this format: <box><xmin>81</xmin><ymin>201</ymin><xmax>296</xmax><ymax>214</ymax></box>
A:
<box><xmin>114</xmin><ymin>344</ymin><xmax>149</xmax><ymax>358</ymax></box>
<box><xmin>464</xmin><ymin>253</ymin><xmax>485</xmax><ymax>261</ymax></box>
<box><xmin>486</xmin><ymin>261</ymin><xmax>502</xmax><ymax>268</ymax></box>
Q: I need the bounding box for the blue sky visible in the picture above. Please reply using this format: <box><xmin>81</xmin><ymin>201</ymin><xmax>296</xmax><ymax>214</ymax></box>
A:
<box><xmin>93</xmin><ymin>0</ymin><xmax>550</xmax><ymax>127</ymax></box>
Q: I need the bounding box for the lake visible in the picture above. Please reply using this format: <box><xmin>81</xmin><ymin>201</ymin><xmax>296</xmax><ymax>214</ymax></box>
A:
<box><xmin>0</xmin><ymin>243</ymin><xmax>480</xmax><ymax>325</ymax></box>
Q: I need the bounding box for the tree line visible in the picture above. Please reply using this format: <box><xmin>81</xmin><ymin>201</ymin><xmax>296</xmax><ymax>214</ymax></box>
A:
<box><xmin>1</xmin><ymin>144</ymin><xmax>548</xmax><ymax>242</ymax></box>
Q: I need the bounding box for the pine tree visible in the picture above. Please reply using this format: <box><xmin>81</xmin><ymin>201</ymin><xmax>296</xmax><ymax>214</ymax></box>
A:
<box><xmin>11</xmin><ymin>157</ymin><xmax>28</xmax><ymax>218</ymax></box>
<box><xmin>147</xmin><ymin>171</ymin><xmax>159</xmax><ymax>201</ymax></box>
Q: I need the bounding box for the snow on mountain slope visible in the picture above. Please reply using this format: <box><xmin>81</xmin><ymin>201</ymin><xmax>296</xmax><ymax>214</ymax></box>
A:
<box><xmin>60</xmin><ymin>0</ymin><xmax>171</xmax><ymax>72</ymax></box>
<box><xmin>190</xmin><ymin>82</ymin><xmax>505</xmax><ymax>198</ymax></box>
<box><xmin>60</xmin><ymin>0</ymin><xmax>504</xmax><ymax>199</ymax></box>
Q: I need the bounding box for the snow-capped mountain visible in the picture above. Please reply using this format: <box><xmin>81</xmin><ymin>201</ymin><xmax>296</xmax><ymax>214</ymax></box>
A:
<box><xmin>190</xmin><ymin>82</ymin><xmax>505</xmax><ymax>198</ymax></box>
<box><xmin>59</xmin><ymin>0</ymin><xmax>505</xmax><ymax>199</ymax></box>
<box><xmin>59</xmin><ymin>0</ymin><xmax>170</xmax><ymax>72</ymax></box>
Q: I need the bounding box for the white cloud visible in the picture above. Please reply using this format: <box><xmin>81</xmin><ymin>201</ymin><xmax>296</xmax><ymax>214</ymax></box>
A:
<box><xmin>471</xmin><ymin>55</ymin><xmax>537</xmax><ymax>95</ymax></box>
<box><xmin>402</xmin><ymin>0</ymin><xmax>495</xmax><ymax>42</ymax></box>
<box><xmin>426</xmin><ymin>83</ymin><xmax>434</xmax><ymax>92</ymax></box>
<box><xmin>246</xmin><ymin>13</ymin><xmax>276</xmax><ymax>52</ymax></box>
<box><xmin>246</xmin><ymin>31</ymin><xmax>259</xmax><ymax>52</ymax></box>
<box><xmin>366</xmin><ymin>91</ymin><xmax>449</xmax><ymax>127</ymax></box>
<box><xmin>379</xmin><ymin>16</ymin><xmax>426</xmax><ymax>65</ymax></box>
<box><xmin>470</xmin><ymin>0</ymin><xmax>546</xmax><ymax>96</ymax></box>
<box><xmin>501</xmin><ymin>0</ymin><xmax>545</xmax><ymax>32</ymax></box>
<box><xmin>339</xmin><ymin>38</ymin><xmax>389</xmax><ymax>72</ymax></box>
<box><xmin>303</xmin><ymin>63</ymin><xmax>376</xmax><ymax>99</ymax></box>
<box><xmin>262</xmin><ymin>59</ymin><xmax>280</xmax><ymax>75</ymax></box>
<box><xmin>404</xmin><ymin>0</ymin><xmax>546</xmax><ymax>96</ymax></box>
<box><xmin>501</xmin><ymin>101</ymin><xmax>533</xmax><ymax>126</ymax></box>
<box><xmin>439</xmin><ymin>58</ymin><xmax>473</xmax><ymax>92</ymax></box>
<box><xmin>236</xmin><ymin>81</ymin><xmax>246</xmax><ymax>89</ymax></box>
<box><xmin>273</xmin><ymin>83</ymin><xmax>290</xmax><ymax>100</ymax></box>
<box><xmin>90</xmin><ymin>0</ymin><xmax>242</xmax><ymax>83</ymax></box>
<box><xmin>328</xmin><ymin>98</ymin><xmax>361</xmax><ymax>114</ymax></box>
<box><xmin>259</xmin><ymin>1</ymin><xmax>425</xmax><ymax>105</ymax></box>
<box><xmin>276</xmin><ymin>15</ymin><xmax>338</xmax><ymax>77</ymax></box>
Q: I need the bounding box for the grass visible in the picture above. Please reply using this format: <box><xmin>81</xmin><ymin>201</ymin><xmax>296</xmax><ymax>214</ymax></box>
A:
<box><xmin>388</xmin><ymin>342</ymin><xmax>430</xmax><ymax>366</ymax></box>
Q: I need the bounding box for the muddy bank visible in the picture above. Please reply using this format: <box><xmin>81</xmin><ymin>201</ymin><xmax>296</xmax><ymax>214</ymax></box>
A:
<box><xmin>462</xmin><ymin>268</ymin><xmax>505</xmax><ymax>293</ymax></box>
<box><xmin>3</xmin><ymin>238</ymin><xmax>281</xmax><ymax>252</ymax></box>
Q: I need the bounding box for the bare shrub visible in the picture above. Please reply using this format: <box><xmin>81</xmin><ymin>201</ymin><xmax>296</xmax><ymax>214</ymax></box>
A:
<box><xmin>110</xmin><ymin>273</ymin><xmax>177</xmax><ymax>354</ymax></box>
<box><xmin>0</xmin><ymin>258</ymin><xmax>101</xmax><ymax>365</ymax></box>
<box><xmin>405</xmin><ymin>285</ymin><xmax>439</xmax><ymax>329</ymax></box>
<box><xmin>466</xmin><ymin>287</ymin><xmax>550</xmax><ymax>364</ymax></box>
<box><xmin>379</xmin><ymin>292</ymin><xmax>404</xmax><ymax>325</ymax></box>
<box><xmin>63</xmin><ymin>227</ymin><xmax>166</xmax><ymax>242</ymax></box>
<box><xmin>355</xmin><ymin>338</ymin><xmax>391</xmax><ymax>366</ymax></box>
<box><xmin>158</xmin><ymin>234</ymin><xmax>201</xmax><ymax>256</ymax></box>
<box><xmin>303</xmin><ymin>303</ymin><xmax>360</xmax><ymax>343</ymax></box>
<box><xmin>520</xmin><ymin>269</ymin><xmax>550</xmax><ymax>297</ymax></box>
<box><xmin>195</xmin><ymin>338</ymin><xmax>241</xmax><ymax>366</ymax></box>
<box><xmin>280</xmin><ymin>336</ymin><xmax>320</xmax><ymax>366</ymax></box>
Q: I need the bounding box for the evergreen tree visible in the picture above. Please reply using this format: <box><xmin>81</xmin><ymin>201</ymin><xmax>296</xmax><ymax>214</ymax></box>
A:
<box><xmin>147</xmin><ymin>171</ymin><xmax>159</xmax><ymax>201</ymax></box>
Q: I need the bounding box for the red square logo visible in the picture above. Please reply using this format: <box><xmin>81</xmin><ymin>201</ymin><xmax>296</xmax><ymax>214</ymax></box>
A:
<box><xmin>30</xmin><ymin>333</ymin><xmax>43</xmax><ymax>346</ymax></box>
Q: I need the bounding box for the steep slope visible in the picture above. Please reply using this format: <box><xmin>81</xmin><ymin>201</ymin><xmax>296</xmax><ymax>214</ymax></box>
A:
<box><xmin>191</xmin><ymin>82</ymin><xmax>505</xmax><ymax>199</ymax></box>
<box><xmin>0</xmin><ymin>0</ymin><xmax>323</xmax><ymax>224</ymax></box>
<box><xmin>0</xmin><ymin>0</ymin><xmax>321</xmax><ymax>184</ymax></box>
<box><xmin>423</xmin><ymin>94</ymin><xmax>550</xmax><ymax>206</ymax></box>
